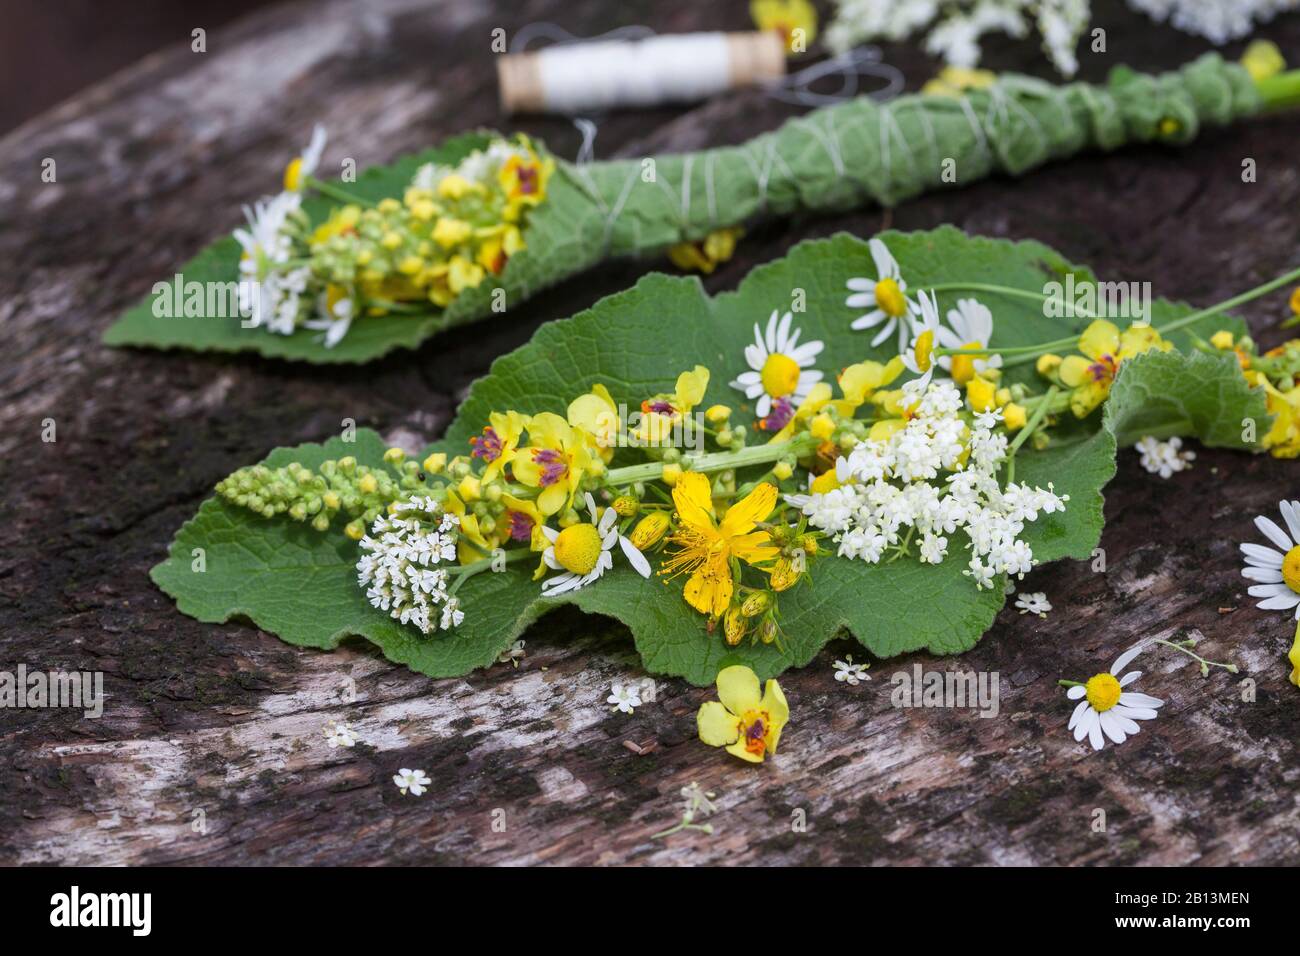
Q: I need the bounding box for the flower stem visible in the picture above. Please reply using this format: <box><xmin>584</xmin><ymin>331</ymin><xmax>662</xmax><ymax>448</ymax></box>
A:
<box><xmin>306</xmin><ymin>176</ymin><xmax>376</xmax><ymax>208</ymax></box>
<box><xmin>1004</xmin><ymin>386</ymin><xmax>1058</xmax><ymax>484</ymax></box>
<box><xmin>604</xmin><ymin>433</ymin><xmax>820</xmax><ymax>487</ymax></box>
<box><xmin>928</xmin><ymin>264</ymin><xmax>1300</xmax><ymax>369</ymax></box>
<box><xmin>1257</xmin><ymin>69</ymin><xmax>1300</xmax><ymax>111</ymax></box>
<box><xmin>1057</xmin><ymin>679</ymin><xmax>1083</xmax><ymax>688</ymax></box>
<box><xmin>450</xmin><ymin>546</ymin><xmax>534</xmax><ymax>594</ymax></box>
<box><xmin>1153</xmin><ymin>638</ymin><xmax>1239</xmax><ymax>676</ymax></box>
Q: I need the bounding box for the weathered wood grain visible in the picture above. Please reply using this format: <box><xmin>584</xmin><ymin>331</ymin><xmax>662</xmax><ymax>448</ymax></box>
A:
<box><xmin>2</xmin><ymin>0</ymin><xmax>1298</xmax><ymax>866</ymax></box>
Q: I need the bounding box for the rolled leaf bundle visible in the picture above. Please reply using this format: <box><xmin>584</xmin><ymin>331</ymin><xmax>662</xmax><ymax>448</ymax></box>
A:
<box><xmin>105</xmin><ymin>53</ymin><xmax>1279</xmax><ymax>363</ymax></box>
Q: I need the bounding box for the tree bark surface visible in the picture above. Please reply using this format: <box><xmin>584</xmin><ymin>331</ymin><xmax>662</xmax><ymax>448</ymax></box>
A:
<box><xmin>1</xmin><ymin>0</ymin><xmax>1297</xmax><ymax>865</ymax></box>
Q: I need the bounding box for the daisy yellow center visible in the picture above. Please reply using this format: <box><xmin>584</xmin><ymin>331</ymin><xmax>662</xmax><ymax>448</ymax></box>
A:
<box><xmin>1283</xmin><ymin>545</ymin><xmax>1300</xmax><ymax>593</ymax></box>
<box><xmin>760</xmin><ymin>352</ymin><xmax>801</xmax><ymax>398</ymax></box>
<box><xmin>949</xmin><ymin>340</ymin><xmax>981</xmax><ymax>385</ymax></box>
<box><xmin>914</xmin><ymin>330</ymin><xmax>935</xmax><ymax>372</ymax></box>
<box><xmin>283</xmin><ymin>156</ymin><xmax>305</xmax><ymax>192</ymax></box>
<box><xmin>1084</xmin><ymin>672</ymin><xmax>1122</xmax><ymax>712</ymax></box>
<box><xmin>554</xmin><ymin>523</ymin><xmax>603</xmax><ymax>575</ymax></box>
<box><xmin>875</xmin><ymin>277</ymin><xmax>906</xmax><ymax>318</ymax></box>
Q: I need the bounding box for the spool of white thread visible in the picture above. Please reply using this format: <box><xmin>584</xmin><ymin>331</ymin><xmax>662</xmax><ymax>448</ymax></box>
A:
<box><xmin>498</xmin><ymin>31</ymin><xmax>786</xmax><ymax>115</ymax></box>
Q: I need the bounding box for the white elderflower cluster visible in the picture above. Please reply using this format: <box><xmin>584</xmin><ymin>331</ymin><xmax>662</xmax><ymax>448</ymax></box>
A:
<box><xmin>788</xmin><ymin>381</ymin><xmax>1068</xmax><ymax>589</ymax></box>
<box><xmin>1134</xmin><ymin>435</ymin><xmax>1195</xmax><ymax>478</ymax></box>
<box><xmin>356</xmin><ymin>496</ymin><xmax>464</xmax><ymax>634</ymax></box>
<box><xmin>826</xmin><ymin>0</ymin><xmax>1089</xmax><ymax>75</ymax></box>
<box><xmin>1126</xmin><ymin>0</ymin><xmax>1296</xmax><ymax>44</ymax></box>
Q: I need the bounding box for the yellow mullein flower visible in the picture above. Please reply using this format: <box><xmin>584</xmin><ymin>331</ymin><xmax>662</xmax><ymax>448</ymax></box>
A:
<box><xmin>499</xmin><ymin>138</ymin><xmax>554</xmax><ymax>220</ymax></box>
<box><xmin>697</xmin><ymin>665</ymin><xmax>789</xmax><ymax>764</ymax></box>
<box><xmin>1057</xmin><ymin>320</ymin><xmax>1172</xmax><ymax>418</ymax></box>
<box><xmin>635</xmin><ymin>366</ymin><xmax>710</xmax><ymax>445</ymax></box>
<box><xmin>475</xmin><ymin>223</ymin><xmax>524</xmax><ymax>275</ymax></box>
<box><xmin>309</xmin><ymin>204</ymin><xmax>360</xmax><ymax>246</ymax></box>
<box><xmin>432</xmin><ymin>217</ymin><xmax>473</xmax><ymax>249</ymax></box>
<box><xmin>750</xmin><ymin>0</ymin><xmax>817</xmax><ymax>55</ymax></box>
<box><xmin>567</xmin><ymin>382</ymin><xmax>621</xmax><ymax>462</ymax></box>
<box><xmin>469</xmin><ymin>410</ymin><xmax>526</xmax><ymax>483</ymax></box>
<box><xmin>1256</xmin><ymin>378</ymin><xmax>1300</xmax><ymax>458</ymax></box>
<box><xmin>447</xmin><ymin>255</ymin><xmax>485</xmax><ymax>293</ymax></box>
<box><xmin>921</xmin><ymin>65</ymin><xmax>998</xmax><ymax>97</ymax></box>
<box><xmin>511</xmin><ymin>412</ymin><xmax>594</xmax><ymax>515</ymax></box>
<box><xmin>501</xmin><ymin>493</ymin><xmax>548</xmax><ymax>550</ymax></box>
<box><xmin>1290</xmin><ymin>622</ymin><xmax>1300</xmax><ymax>687</ymax></box>
<box><xmin>443</xmin><ymin>489</ymin><xmax>498</xmax><ymax>564</ymax></box>
<box><xmin>667</xmin><ymin>227</ymin><xmax>743</xmax><ymax>274</ymax></box>
<box><xmin>660</xmin><ymin>473</ymin><xmax>780</xmax><ymax>617</ymax></box>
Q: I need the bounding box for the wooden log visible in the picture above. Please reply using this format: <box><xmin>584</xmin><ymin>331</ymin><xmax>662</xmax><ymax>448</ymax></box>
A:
<box><xmin>1</xmin><ymin>0</ymin><xmax>1298</xmax><ymax>865</ymax></box>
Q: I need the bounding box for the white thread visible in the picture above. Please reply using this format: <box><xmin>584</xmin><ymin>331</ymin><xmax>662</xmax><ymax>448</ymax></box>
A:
<box><xmin>533</xmin><ymin>33</ymin><xmax>738</xmax><ymax>114</ymax></box>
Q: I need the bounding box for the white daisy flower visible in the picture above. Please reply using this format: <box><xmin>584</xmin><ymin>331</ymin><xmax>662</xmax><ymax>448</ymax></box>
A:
<box><xmin>730</xmin><ymin>310</ymin><xmax>824</xmax><ymax>425</ymax></box>
<box><xmin>393</xmin><ymin>768</ymin><xmax>431</xmax><ymax>796</ymax></box>
<box><xmin>607</xmin><ymin>681</ymin><xmax>642</xmax><ymax>714</ymax></box>
<box><xmin>1015</xmin><ymin>592</ymin><xmax>1052</xmax><ymax>617</ymax></box>
<box><xmin>1064</xmin><ymin>644</ymin><xmax>1164</xmax><ymax>751</ymax></box>
<box><xmin>303</xmin><ymin>290</ymin><xmax>353</xmax><ymax>348</ymax></box>
<box><xmin>846</xmin><ymin>238</ymin><xmax>918</xmax><ymax>350</ymax></box>
<box><xmin>324</xmin><ymin>719</ymin><xmax>357</xmax><ymax>748</ymax></box>
<box><xmin>833</xmin><ymin>654</ymin><xmax>871</xmax><ymax>685</ymax></box>
<box><xmin>1240</xmin><ymin>500</ymin><xmax>1300</xmax><ymax>619</ymax></box>
<box><xmin>936</xmin><ymin>298</ymin><xmax>1001</xmax><ymax>380</ymax></box>
<box><xmin>540</xmin><ymin>493</ymin><xmax>651</xmax><ymax>596</ymax></box>
<box><xmin>901</xmin><ymin>289</ymin><xmax>943</xmax><ymax>389</ymax></box>
<box><xmin>284</xmin><ymin>124</ymin><xmax>327</xmax><ymax>192</ymax></box>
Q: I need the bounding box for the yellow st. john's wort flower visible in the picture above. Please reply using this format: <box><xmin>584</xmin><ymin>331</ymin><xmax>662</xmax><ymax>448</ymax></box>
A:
<box><xmin>499</xmin><ymin>137</ymin><xmax>554</xmax><ymax>221</ymax></box>
<box><xmin>1056</xmin><ymin>320</ymin><xmax>1172</xmax><ymax>418</ymax></box>
<box><xmin>634</xmin><ymin>366</ymin><xmax>710</xmax><ymax>445</ymax></box>
<box><xmin>567</xmin><ymin>382</ymin><xmax>620</xmax><ymax>461</ymax></box>
<box><xmin>469</xmin><ymin>410</ymin><xmax>527</xmax><ymax>483</ymax></box>
<box><xmin>750</xmin><ymin>0</ymin><xmax>817</xmax><ymax>55</ymax></box>
<box><xmin>511</xmin><ymin>412</ymin><xmax>595</xmax><ymax>515</ymax></box>
<box><xmin>660</xmin><ymin>472</ymin><xmax>780</xmax><ymax>617</ymax></box>
<box><xmin>667</xmin><ymin>227</ymin><xmax>743</xmax><ymax>274</ymax></box>
<box><xmin>697</xmin><ymin>665</ymin><xmax>789</xmax><ymax>764</ymax></box>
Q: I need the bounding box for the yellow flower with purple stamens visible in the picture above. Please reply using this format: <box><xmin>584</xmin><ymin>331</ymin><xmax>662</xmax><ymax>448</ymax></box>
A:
<box><xmin>469</xmin><ymin>410</ymin><xmax>526</xmax><ymax>483</ymax></box>
<box><xmin>634</xmin><ymin>366</ymin><xmax>710</xmax><ymax>446</ymax></box>
<box><xmin>511</xmin><ymin>413</ymin><xmax>595</xmax><ymax>516</ymax></box>
<box><xmin>697</xmin><ymin>665</ymin><xmax>789</xmax><ymax>764</ymax></box>
<box><xmin>1056</xmin><ymin>320</ymin><xmax>1172</xmax><ymax>418</ymax></box>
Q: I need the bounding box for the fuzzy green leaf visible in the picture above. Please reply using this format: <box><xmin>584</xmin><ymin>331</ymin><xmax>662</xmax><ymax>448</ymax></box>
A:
<box><xmin>151</xmin><ymin>228</ymin><xmax>1267</xmax><ymax>684</ymax></box>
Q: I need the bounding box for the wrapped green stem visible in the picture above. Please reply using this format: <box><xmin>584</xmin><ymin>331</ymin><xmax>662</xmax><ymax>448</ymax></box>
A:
<box><xmin>108</xmin><ymin>54</ymin><xmax>1267</xmax><ymax>363</ymax></box>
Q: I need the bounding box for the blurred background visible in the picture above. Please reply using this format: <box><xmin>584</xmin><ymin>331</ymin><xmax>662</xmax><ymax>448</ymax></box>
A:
<box><xmin>0</xmin><ymin>0</ymin><xmax>279</xmax><ymax>133</ymax></box>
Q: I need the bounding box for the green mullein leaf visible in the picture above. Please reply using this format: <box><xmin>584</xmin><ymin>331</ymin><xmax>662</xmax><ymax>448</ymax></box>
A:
<box><xmin>150</xmin><ymin>228</ymin><xmax>1268</xmax><ymax>685</ymax></box>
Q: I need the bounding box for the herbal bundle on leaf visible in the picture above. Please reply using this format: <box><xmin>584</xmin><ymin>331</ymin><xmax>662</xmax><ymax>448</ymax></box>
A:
<box><xmin>153</xmin><ymin>228</ymin><xmax>1300</xmax><ymax>685</ymax></box>
<box><xmin>105</xmin><ymin>52</ymin><xmax>1300</xmax><ymax>363</ymax></box>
